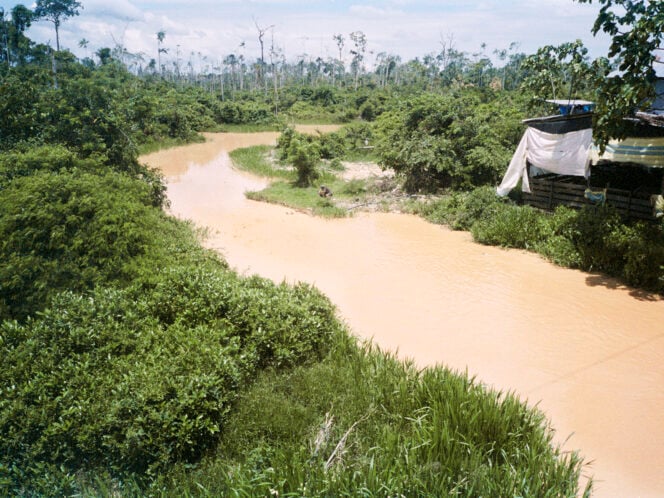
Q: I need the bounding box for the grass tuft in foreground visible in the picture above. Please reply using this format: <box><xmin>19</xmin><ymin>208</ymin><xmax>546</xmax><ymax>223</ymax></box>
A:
<box><xmin>151</xmin><ymin>337</ymin><xmax>591</xmax><ymax>497</ymax></box>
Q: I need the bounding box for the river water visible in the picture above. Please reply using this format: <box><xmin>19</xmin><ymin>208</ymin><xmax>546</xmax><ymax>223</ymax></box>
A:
<box><xmin>143</xmin><ymin>129</ymin><xmax>664</xmax><ymax>497</ymax></box>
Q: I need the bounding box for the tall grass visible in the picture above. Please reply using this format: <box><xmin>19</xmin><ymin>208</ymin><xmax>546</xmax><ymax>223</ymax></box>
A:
<box><xmin>151</xmin><ymin>336</ymin><xmax>590</xmax><ymax>497</ymax></box>
<box><xmin>229</xmin><ymin>145</ymin><xmax>294</xmax><ymax>180</ymax></box>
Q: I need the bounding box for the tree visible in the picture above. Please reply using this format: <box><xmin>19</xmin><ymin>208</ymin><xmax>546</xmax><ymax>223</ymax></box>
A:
<box><xmin>96</xmin><ymin>46</ymin><xmax>111</xmax><ymax>65</ymax></box>
<box><xmin>0</xmin><ymin>5</ymin><xmax>33</xmax><ymax>68</ymax></box>
<box><xmin>156</xmin><ymin>30</ymin><xmax>167</xmax><ymax>75</ymax></box>
<box><xmin>349</xmin><ymin>31</ymin><xmax>366</xmax><ymax>91</ymax></box>
<box><xmin>375</xmin><ymin>92</ymin><xmax>522</xmax><ymax>192</ymax></box>
<box><xmin>11</xmin><ymin>5</ymin><xmax>33</xmax><ymax>35</ymax></box>
<box><xmin>575</xmin><ymin>0</ymin><xmax>664</xmax><ymax>150</ymax></box>
<box><xmin>520</xmin><ymin>40</ymin><xmax>601</xmax><ymax>105</ymax></box>
<box><xmin>333</xmin><ymin>33</ymin><xmax>344</xmax><ymax>86</ymax></box>
<box><xmin>0</xmin><ymin>8</ymin><xmax>9</xmax><ymax>67</ymax></box>
<box><xmin>254</xmin><ymin>19</ymin><xmax>274</xmax><ymax>89</ymax></box>
<box><xmin>34</xmin><ymin>0</ymin><xmax>82</xmax><ymax>52</ymax></box>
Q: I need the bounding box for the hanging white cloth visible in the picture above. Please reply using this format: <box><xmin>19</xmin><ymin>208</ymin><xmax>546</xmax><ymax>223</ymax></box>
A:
<box><xmin>497</xmin><ymin>127</ymin><xmax>593</xmax><ymax>196</ymax></box>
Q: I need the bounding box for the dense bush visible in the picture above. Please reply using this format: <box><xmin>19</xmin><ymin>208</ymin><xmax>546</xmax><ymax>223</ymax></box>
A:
<box><xmin>0</xmin><ymin>271</ymin><xmax>342</xmax><ymax>493</ymax></box>
<box><xmin>414</xmin><ymin>186</ymin><xmax>510</xmax><ymax>230</ymax></box>
<box><xmin>0</xmin><ymin>169</ymin><xmax>169</xmax><ymax>321</ymax></box>
<box><xmin>472</xmin><ymin>204</ymin><xmax>553</xmax><ymax>250</ymax></box>
<box><xmin>417</xmin><ymin>189</ymin><xmax>664</xmax><ymax>292</ymax></box>
<box><xmin>374</xmin><ymin>90</ymin><xmax>525</xmax><ymax>192</ymax></box>
<box><xmin>214</xmin><ymin>99</ymin><xmax>275</xmax><ymax>125</ymax></box>
<box><xmin>0</xmin><ymin>165</ymin><xmax>343</xmax><ymax>494</ymax></box>
<box><xmin>0</xmin><ymin>145</ymin><xmax>97</xmax><ymax>190</ymax></box>
<box><xmin>558</xmin><ymin>206</ymin><xmax>664</xmax><ymax>289</ymax></box>
<box><xmin>276</xmin><ymin>127</ymin><xmax>322</xmax><ymax>186</ymax></box>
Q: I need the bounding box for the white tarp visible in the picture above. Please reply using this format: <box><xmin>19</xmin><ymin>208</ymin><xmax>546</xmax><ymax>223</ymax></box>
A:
<box><xmin>496</xmin><ymin>127</ymin><xmax>593</xmax><ymax>196</ymax></box>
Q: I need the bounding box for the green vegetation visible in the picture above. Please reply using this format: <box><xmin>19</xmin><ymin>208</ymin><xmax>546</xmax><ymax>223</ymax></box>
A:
<box><xmin>230</xmin><ymin>143</ymin><xmax>349</xmax><ymax>218</ymax></box>
<box><xmin>150</xmin><ymin>340</ymin><xmax>588</xmax><ymax>496</ymax></box>
<box><xmin>247</xmin><ymin>182</ymin><xmax>348</xmax><ymax>218</ymax></box>
<box><xmin>375</xmin><ymin>90</ymin><xmax>525</xmax><ymax>192</ymax></box>
<box><xmin>0</xmin><ymin>44</ymin><xmax>588</xmax><ymax>498</ymax></box>
<box><xmin>574</xmin><ymin>0</ymin><xmax>664</xmax><ymax>150</ymax></box>
<box><xmin>1</xmin><ymin>198</ymin><xmax>343</xmax><ymax>494</ymax></box>
<box><xmin>0</xmin><ymin>131</ymin><xmax>588</xmax><ymax>497</ymax></box>
<box><xmin>5</xmin><ymin>0</ymin><xmax>664</xmax><ymax>494</ymax></box>
<box><xmin>229</xmin><ymin>145</ymin><xmax>291</xmax><ymax>179</ymax></box>
<box><xmin>230</xmin><ymin>129</ymin><xmax>383</xmax><ymax>218</ymax></box>
<box><xmin>229</xmin><ymin>103</ymin><xmax>662</xmax><ymax>292</ymax></box>
<box><xmin>412</xmin><ymin>191</ymin><xmax>664</xmax><ymax>293</ymax></box>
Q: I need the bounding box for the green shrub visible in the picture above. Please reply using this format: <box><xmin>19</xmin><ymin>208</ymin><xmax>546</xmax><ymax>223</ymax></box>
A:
<box><xmin>471</xmin><ymin>204</ymin><xmax>552</xmax><ymax>249</ymax></box>
<box><xmin>286</xmin><ymin>135</ymin><xmax>321</xmax><ymax>187</ymax></box>
<box><xmin>416</xmin><ymin>186</ymin><xmax>510</xmax><ymax>231</ymax></box>
<box><xmin>466</xmin><ymin>202</ymin><xmax>663</xmax><ymax>292</ymax></box>
<box><xmin>0</xmin><ymin>145</ymin><xmax>93</xmax><ymax>190</ymax></box>
<box><xmin>374</xmin><ymin>91</ymin><xmax>523</xmax><ymax>192</ymax></box>
<box><xmin>340</xmin><ymin>178</ymin><xmax>368</xmax><ymax>196</ymax></box>
<box><xmin>134</xmin><ymin>267</ymin><xmax>341</xmax><ymax>369</ymax></box>
<box><xmin>329</xmin><ymin>157</ymin><xmax>344</xmax><ymax>170</ymax></box>
<box><xmin>564</xmin><ymin>206</ymin><xmax>625</xmax><ymax>273</ymax></box>
<box><xmin>605</xmin><ymin>222</ymin><xmax>664</xmax><ymax>290</ymax></box>
<box><xmin>533</xmin><ymin>207</ymin><xmax>582</xmax><ymax>267</ymax></box>
<box><xmin>0</xmin><ymin>170</ymin><xmax>167</xmax><ymax>321</ymax></box>
<box><xmin>316</xmin><ymin>131</ymin><xmax>346</xmax><ymax>159</ymax></box>
<box><xmin>0</xmin><ymin>288</ymin><xmax>242</xmax><ymax>475</ymax></box>
<box><xmin>0</xmin><ymin>261</ymin><xmax>343</xmax><ymax>493</ymax></box>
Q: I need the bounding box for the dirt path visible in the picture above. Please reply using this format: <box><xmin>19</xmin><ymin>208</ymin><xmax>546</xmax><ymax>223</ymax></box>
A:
<box><xmin>143</xmin><ymin>132</ymin><xmax>664</xmax><ymax>498</ymax></box>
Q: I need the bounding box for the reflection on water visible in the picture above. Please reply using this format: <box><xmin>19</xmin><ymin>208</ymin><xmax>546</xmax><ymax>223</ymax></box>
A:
<box><xmin>143</xmin><ymin>131</ymin><xmax>664</xmax><ymax>498</ymax></box>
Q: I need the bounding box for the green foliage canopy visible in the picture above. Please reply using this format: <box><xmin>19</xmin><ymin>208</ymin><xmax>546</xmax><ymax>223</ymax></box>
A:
<box><xmin>34</xmin><ymin>0</ymin><xmax>81</xmax><ymax>51</ymax></box>
<box><xmin>575</xmin><ymin>0</ymin><xmax>664</xmax><ymax>149</ymax></box>
<box><xmin>375</xmin><ymin>90</ymin><xmax>524</xmax><ymax>192</ymax></box>
<box><xmin>0</xmin><ymin>168</ymin><xmax>162</xmax><ymax>320</ymax></box>
<box><xmin>519</xmin><ymin>40</ymin><xmax>608</xmax><ymax>106</ymax></box>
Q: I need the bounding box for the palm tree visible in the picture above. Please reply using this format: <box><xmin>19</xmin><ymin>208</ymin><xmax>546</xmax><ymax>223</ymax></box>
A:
<box><xmin>156</xmin><ymin>30</ymin><xmax>166</xmax><ymax>75</ymax></box>
<box><xmin>78</xmin><ymin>37</ymin><xmax>89</xmax><ymax>59</ymax></box>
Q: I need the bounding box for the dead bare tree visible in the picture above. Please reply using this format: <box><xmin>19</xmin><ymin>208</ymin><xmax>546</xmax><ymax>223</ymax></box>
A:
<box><xmin>254</xmin><ymin>18</ymin><xmax>274</xmax><ymax>90</ymax></box>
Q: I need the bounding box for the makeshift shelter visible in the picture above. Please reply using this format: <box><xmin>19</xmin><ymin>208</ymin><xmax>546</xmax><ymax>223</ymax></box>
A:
<box><xmin>496</xmin><ymin>101</ymin><xmax>595</xmax><ymax>196</ymax></box>
<box><xmin>497</xmin><ymin>96</ymin><xmax>664</xmax><ymax>220</ymax></box>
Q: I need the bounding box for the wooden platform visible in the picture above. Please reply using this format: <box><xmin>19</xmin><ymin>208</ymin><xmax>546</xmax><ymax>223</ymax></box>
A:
<box><xmin>522</xmin><ymin>173</ymin><xmax>658</xmax><ymax>221</ymax></box>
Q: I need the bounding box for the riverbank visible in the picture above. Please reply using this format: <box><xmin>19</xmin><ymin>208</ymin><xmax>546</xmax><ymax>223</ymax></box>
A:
<box><xmin>1</xmin><ymin>129</ymin><xmax>587</xmax><ymax>496</ymax></box>
<box><xmin>227</xmin><ymin>129</ymin><xmax>664</xmax><ymax>295</ymax></box>
<box><xmin>143</xmin><ymin>130</ymin><xmax>664</xmax><ymax>497</ymax></box>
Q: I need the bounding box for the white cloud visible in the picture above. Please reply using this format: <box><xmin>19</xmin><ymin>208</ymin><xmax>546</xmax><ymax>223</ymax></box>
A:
<box><xmin>83</xmin><ymin>0</ymin><xmax>144</xmax><ymax>22</ymax></box>
<box><xmin>0</xmin><ymin>0</ymin><xmax>612</xmax><ymax>66</ymax></box>
<box><xmin>348</xmin><ymin>5</ymin><xmax>404</xmax><ymax>17</ymax></box>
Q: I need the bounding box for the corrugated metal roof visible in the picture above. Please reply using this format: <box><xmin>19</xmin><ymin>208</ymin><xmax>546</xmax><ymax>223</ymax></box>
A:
<box><xmin>545</xmin><ymin>99</ymin><xmax>595</xmax><ymax>106</ymax></box>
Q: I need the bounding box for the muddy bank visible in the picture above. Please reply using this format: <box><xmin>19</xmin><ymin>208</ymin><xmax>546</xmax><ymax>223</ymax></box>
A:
<box><xmin>143</xmin><ymin>131</ymin><xmax>664</xmax><ymax>498</ymax></box>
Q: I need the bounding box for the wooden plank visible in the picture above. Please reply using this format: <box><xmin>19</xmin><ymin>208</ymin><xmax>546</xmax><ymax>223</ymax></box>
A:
<box><xmin>522</xmin><ymin>178</ymin><xmax>658</xmax><ymax>221</ymax></box>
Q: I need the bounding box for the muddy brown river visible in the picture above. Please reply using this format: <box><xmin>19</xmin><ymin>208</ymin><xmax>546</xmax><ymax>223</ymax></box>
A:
<box><xmin>143</xmin><ymin>129</ymin><xmax>664</xmax><ymax>497</ymax></box>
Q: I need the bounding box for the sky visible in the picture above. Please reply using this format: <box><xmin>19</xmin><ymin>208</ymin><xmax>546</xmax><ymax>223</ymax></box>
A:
<box><xmin>1</xmin><ymin>0</ymin><xmax>614</xmax><ymax>69</ymax></box>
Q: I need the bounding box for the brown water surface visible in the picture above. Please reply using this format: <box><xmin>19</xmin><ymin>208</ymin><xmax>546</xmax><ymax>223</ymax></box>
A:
<box><xmin>143</xmin><ymin>130</ymin><xmax>664</xmax><ymax>498</ymax></box>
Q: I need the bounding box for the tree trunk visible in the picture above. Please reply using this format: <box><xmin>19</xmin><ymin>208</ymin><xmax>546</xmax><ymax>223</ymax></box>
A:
<box><xmin>54</xmin><ymin>20</ymin><xmax>60</xmax><ymax>52</ymax></box>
